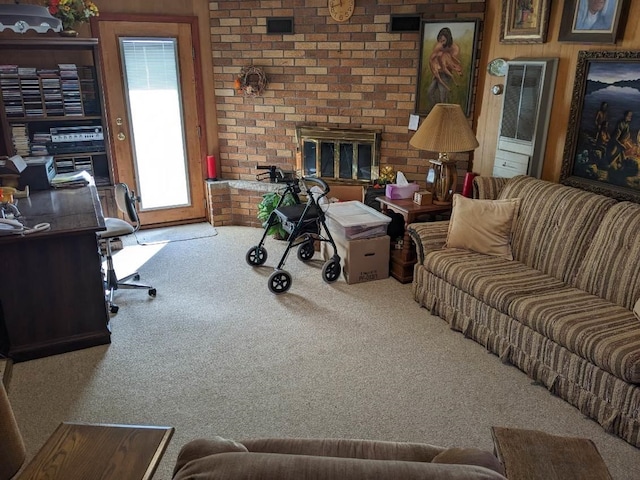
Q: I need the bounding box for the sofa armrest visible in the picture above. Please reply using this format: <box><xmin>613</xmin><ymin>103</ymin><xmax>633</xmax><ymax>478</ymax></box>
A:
<box><xmin>473</xmin><ymin>176</ymin><xmax>510</xmax><ymax>200</ymax></box>
<box><xmin>408</xmin><ymin>221</ymin><xmax>449</xmax><ymax>264</ymax></box>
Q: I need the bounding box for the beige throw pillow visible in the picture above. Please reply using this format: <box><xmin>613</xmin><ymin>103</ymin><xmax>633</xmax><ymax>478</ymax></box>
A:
<box><xmin>445</xmin><ymin>194</ymin><xmax>521</xmax><ymax>260</ymax></box>
<box><xmin>634</xmin><ymin>298</ymin><xmax>640</xmax><ymax>321</ymax></box>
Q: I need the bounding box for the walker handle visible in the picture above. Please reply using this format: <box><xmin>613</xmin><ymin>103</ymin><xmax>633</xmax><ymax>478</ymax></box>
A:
<box><xmin>302</xmin><ymin>176</ymin><xmax>330</xmax><ymax>195</ymax></box>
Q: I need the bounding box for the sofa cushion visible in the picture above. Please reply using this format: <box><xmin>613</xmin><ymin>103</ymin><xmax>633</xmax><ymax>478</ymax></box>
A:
<box><xmin>574</xmin><ymin>201</ymin><xmax>640</xmax><ymax>310</ymax></box>
<box><xmin>173</xmin><ymin>451</ymin><xmax>508</xmax><ymax>479</ymax></box>
<box><xmin>496</xmin><ymin>176</ymin><xmax>616</xmax><ymax>284</ymax></box>
<box><xmin>422</xmin><ymin>248</ymin><xmax>566</xmax><ymax>314</ymax></box>
<box><xmin>444</xmin><ymin>194</ymin><xmax>520</xmax><ymax>260</ymax></box>
<box><xmin>507</xmin><ymin>286</ymin><xmax>640</xmax><ymax>384</ymax></box>
<box><xmin>240</xmin><ymin>437</ymin><xmax>444</xmax><ymax>462</ymax></box>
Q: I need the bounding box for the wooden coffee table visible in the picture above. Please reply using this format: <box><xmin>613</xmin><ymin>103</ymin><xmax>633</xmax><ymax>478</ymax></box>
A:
<box><xmin>18</xmin><ymin>422</ymin><xmax>174</xmax><ymax>480</ymax></box>
<box><xmin>377</xmin><ymin>196</ymin><xmax>451</xmax><ymax>283</ymax></box>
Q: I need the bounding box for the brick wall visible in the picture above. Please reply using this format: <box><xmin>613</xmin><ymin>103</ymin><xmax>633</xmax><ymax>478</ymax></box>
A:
<box><xmin>208</xmin><ymin>0</ymin><xmax>486</xmax><ymax>190</ymax></box>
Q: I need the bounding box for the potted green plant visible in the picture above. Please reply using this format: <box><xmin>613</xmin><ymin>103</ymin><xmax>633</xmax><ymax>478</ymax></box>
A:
<box><xmin>257</xmin><ymin>191</ymin><xmax>297</xmax><ymax>239</ymax></box>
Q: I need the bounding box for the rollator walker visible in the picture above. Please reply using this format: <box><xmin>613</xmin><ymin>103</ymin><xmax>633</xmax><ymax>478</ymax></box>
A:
<box><xmin>245</xmin><ymin>166</ymin><xmax>341</xmax><ymax>294</ymax></box>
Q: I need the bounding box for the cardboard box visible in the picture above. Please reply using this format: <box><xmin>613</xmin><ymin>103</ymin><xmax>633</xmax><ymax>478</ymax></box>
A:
<box><xmin>413</xmin><ymin>190</ymin><xmax>433</xmax><ymax>205</ymax></box>
<box><xmin>322</xmin><ymin>234</ymin><xmax>390</xmax><ymax>284</ymax></box>
<box><xmin>385</xmin><ymin>182</ymin><xmax>419</xmax><ymax>199</ymax></box>
<box><xmin>327</xmin><ymin>184</ymin><xmax>365</xmax><ymax>202</ymax></box>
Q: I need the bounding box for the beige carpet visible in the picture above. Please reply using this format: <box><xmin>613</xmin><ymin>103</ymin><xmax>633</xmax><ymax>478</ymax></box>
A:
<box><xmin>6</xmin><ymin>225</ymin><xmax>640</xmax><ymax>479</ymax></box>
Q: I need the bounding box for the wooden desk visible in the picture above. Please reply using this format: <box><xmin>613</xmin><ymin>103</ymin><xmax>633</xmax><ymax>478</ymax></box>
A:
<box><xmin>0</xmin><ymin>186</ymin><xmax>110</xmax><ymax>361</ymax></box>
<box><xmin>18</xmin><ymin>422</ymin><xmax>174</xmax><ymax>480</ymax></box>
<box><xmin>376</xmin><ymin>196</ymin><xmax>450</xmax><ymax>283</ymax></box>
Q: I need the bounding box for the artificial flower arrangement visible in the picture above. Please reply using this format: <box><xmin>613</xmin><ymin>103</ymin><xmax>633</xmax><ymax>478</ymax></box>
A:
<box><xmin>44</xmin><ymin>0</ymin><xmax>99</xmax><ymax>30</ymax></box>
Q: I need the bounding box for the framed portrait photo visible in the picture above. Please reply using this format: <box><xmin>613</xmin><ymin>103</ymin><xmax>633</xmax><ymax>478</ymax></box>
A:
<box><xmin>561</xmin><ymin>50</ymin><xmax>640</xmax><ymax>203</ymax></box>
<box><xmin>558</xmin><ymin>0</ymin><xmax>628</xmax><ymax>43</ymax></box>
<box><xmin>500</xmin><ymin>0</ymin><xmax>551</xmax><ymax>44</ymax></box>
<box><xmin>415</xmin><ymin>19</ymin><xmax>479</xmax><ymax>117</ymax></box>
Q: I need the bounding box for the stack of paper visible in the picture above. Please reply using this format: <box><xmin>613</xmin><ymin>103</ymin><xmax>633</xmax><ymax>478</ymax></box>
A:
<box><xmin>51</xmin><ymin>170</ymin><xmax>92</xmax><ymax>188</ymax></box>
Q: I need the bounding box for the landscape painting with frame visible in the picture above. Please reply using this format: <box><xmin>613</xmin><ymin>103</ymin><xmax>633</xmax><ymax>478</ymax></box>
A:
<box><xmin>561</xmin><ymin>50</ymin><xmax>640</xmax><ymax>203</ymax></box>
<box><xmin>558</xmin><ymin>0</ymin><xmax>628</xmax><ymax>43</ymax></box>
<box><xmin>500</xmin><ymin>0</ymin><xmax>551</xmax><ymax>44</ymax></box>
<box><xmin>415</xmin><ymin>19</ymin><xmax>479</xmax><ymax>117</ymax></box>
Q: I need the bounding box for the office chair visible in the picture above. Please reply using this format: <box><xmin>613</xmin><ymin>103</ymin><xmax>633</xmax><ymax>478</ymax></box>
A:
<box><xmin>98</xmin><ymin>183</ymin><xmax>156</xmax><ymax>314</ymax></box>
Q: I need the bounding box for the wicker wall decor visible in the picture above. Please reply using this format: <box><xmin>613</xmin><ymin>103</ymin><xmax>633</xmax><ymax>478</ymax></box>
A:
<box><xmin>235</xmin><ymin>65</ymin><xmax>268</xmax><ymax>97</ymax></box>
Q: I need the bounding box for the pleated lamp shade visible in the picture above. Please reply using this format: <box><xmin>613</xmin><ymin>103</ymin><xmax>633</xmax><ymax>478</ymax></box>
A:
<box><xmin>0</xmin><ymin>382</ymin><xmax>25</xmax><ymax>480</ymax></box>
<box><xmin>409</xmin><ymin>103</ymin><xmax>479</xmax><ymax>154</ymax></box>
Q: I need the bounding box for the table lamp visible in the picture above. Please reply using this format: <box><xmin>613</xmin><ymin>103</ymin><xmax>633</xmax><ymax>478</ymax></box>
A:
<box><xmin>409</xmin><ymin>103</ymin><xmax>479</xmax><ymax>205</ymax></box>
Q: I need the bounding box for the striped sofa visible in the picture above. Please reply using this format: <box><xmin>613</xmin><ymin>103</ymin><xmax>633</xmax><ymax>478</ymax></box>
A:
<box><xmin>408</xmin><ymin>175</ymin><xmax>640</xmax><ymax>447</ymax></box>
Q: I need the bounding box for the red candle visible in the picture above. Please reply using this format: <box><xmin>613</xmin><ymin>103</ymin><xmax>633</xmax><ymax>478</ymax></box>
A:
<box><xmin>462</xmin><ymin>172</ymin><xmax>477</xmax><ymax>198</ymax></box>
<box><xmin>206</xmin><ymin>155</ymin><xmax>217</xmax><ymax>180</ymax></box>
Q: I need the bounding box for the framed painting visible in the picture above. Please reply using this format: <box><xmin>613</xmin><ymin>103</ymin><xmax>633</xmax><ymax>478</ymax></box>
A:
<box><xmin>415</xmin><ymin>19</ymin><xmax>479</xmax><ymax>117</ymax></box>
<box><xmin>561</xmin><ymin>50</ymin><xmax>640</xmax><ymax>203</ymax></box>
<box><xmin>558</xmin><ymin>0</ymin><xmax>628</xmax><ymax>43</ymax></box>
<box><xmin>500</xmin><ymin>0</ymin><xmax>551</xmax><ymax>44</ymax></box>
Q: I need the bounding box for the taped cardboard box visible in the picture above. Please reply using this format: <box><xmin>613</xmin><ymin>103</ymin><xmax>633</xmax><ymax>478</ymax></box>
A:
<box><xmin>322</xmin><ymin>234</ymin><xmax>390</xmax><ymax>284</ymax></box>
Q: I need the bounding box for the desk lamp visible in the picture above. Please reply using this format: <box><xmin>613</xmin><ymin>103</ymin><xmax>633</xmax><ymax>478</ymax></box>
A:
<box><xmin>409</xmin><ymin>103</ymin><xmax>479</xmax><ymax>205</ymax></box>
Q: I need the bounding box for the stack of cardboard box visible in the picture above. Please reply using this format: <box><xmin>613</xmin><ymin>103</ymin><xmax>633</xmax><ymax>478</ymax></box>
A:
<box><xmin>321</xmin><ymin>201</ymin><xmax>391</xmax><ymax>284</ymax></box>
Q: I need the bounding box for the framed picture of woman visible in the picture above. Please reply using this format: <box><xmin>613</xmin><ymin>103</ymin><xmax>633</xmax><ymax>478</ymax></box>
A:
<box><xmin>415</xmin><ymin>20</ymin><xmax>480</xmax><ymax>117</ymax></box>
<box><xmin>558</xmin><ymin>0</ymin><xmax>628</xmax><ymax>43</ymax></box>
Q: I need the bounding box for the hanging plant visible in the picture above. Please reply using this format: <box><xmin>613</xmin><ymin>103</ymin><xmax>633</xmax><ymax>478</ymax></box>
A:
<box><xmin>234</xmin><ymin>66</ymin><xmax>268</xmax><ymax>97</ymax></box>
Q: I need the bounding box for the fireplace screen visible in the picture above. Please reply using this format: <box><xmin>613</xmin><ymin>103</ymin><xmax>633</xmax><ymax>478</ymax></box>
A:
<box><xmin>297</xmin><ymin>126</ymin><xmax>380</xmax><ymax>183</ymax></box>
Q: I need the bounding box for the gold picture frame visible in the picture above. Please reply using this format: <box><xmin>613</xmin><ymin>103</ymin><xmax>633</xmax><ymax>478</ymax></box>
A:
<box><xmin>500</xmin><ymin>0</ymin><xmax>551</xmax><ymax>44</ymax></box>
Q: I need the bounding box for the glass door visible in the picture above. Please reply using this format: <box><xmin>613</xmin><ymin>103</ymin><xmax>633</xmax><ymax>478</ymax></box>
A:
<box><xmin>97</xmin><ymin>19</ymin><xmax>206</xmax><ymax>226</ymax></box>
<box><xmin>120</xmin><ymin>38</ymin><xmax>189</xmax><ymax>210</ymax></box>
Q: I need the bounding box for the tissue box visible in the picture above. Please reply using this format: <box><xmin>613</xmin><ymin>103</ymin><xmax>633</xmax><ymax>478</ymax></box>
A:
<box><xmin>385</xmin><ymin>182</ymin><xmax>420</xmax><ymax>199</ymax></box>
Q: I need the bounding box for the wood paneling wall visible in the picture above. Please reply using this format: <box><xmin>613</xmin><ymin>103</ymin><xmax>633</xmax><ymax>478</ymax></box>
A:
<box><xmin>475</xmin><ymin>0</ymin><xmax>640</xmax><ymax>181</ymax></box>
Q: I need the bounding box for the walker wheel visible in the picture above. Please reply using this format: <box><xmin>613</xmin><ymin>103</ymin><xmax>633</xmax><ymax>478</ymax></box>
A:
<box><xmin>297</xmin><ymin>240</ymin><xmax>315</xmax><ymax>262</ymax></box>
<box><xmin>322</xmin><ymin>256</ymin><xmax>341</xmax><ymax>283</ymax></box>
<box><xmin>148</xmin><ymin>288</ymin><xmax>157</xmax><ymax>297</ymax></box>
<box><xmin>268</xmin><ymin>270</ymin><xmax>292</xmax><ymax>294</ymax></box>
<box><xmin>246</xmin><ymin>245</ymin><xmax>268</xmax><ymax>266</ymax></box>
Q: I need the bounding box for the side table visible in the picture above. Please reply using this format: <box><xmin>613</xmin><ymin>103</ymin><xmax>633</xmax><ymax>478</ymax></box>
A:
<box><xmin>17</xmin><ymin>422</ymin><xmax>174</xmax><ymax>480</ymax></box>
<box><xmin>376</xmin><ymin>196</ymin><xmax>451</xmax><ymax>283</ymax></box>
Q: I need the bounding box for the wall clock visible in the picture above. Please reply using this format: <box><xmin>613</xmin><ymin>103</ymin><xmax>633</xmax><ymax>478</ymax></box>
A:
<box><xmin>329</xmin><ymin>0</ymin><xmax>355</xmax><ymax>22</ymax></box>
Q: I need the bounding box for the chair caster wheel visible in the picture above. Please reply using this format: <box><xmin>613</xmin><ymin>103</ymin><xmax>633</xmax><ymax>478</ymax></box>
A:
<box><xmin>148</xmin><ymin>288</ymin><xmax>157</xmax><ymax>297</ymax></box>
<box><xmin>110</xmin><ymin>304</ymin><xmax>119</xmax><ymax>314</ymax></box>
